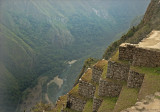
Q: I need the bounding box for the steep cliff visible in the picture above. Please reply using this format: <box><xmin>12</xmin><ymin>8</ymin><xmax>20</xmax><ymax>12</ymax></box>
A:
<box><xmin>50</xmin><ymin>0</ymin><xmax>160</xmax><ymax>112</ymax></box>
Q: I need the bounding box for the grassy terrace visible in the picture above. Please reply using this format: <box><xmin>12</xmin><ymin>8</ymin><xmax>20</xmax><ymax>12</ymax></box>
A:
<box><xmin>81</xmin><ymin>68</ymin><xmax>93</xmax><ymax>83</ymax></box>
<box><xmin>52</xmin><ymin>95</ymin><xmax>67</xmax><ymax>112</ymax></box>
<box><xmin>64</xmin><ymin>108</ymin><xmax>79</xmax><ymax>112</ymax></box>
<box><xmin>110</xmin><ymin>50</ymin><xmax>129</xmax><ymax>65</ymax></box>
<box><xmin>94</xmin><ymin>59</ymin><xmax>108</xmax><ymax>70</ymax></box>
<box><xmin>113</xmin><ymin>84</ymin><xmax>139</xmax><ymax>112</ymax></box>
<box><xmin>94</xmin><ymin>82</ymin><xmax>118</xmax><ymax>112</ymax></box>
<box><xmin>131</xmin><ymin>66</ymin><xmax>160</xmax><ymax>100</ymax></box>
<box><xmin>68</xmin><ymin>84</ymin><xmax>87</xmax><ymax>100</ymax></box>
<box><xmin>83</xmin><ymin>99</ymin><xmax>93</xmax><ymax>112</ymax></box>
<box><xmin>101</xmin><ymin>62</ymin><xmax>125</xmax><ymax>85</ymax></box>
<box><xmin>98</xmin><ymin>97</ymin><xmax>118</xmax><ymax>112</ymax></box>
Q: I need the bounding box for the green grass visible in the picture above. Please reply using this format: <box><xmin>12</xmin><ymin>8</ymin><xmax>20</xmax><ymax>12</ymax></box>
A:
<box><xmin>69</xmin><ymin>84</ymin><xmax>87</xmax><ymax>100</ymax></box>
<box><xmin>94</xmin><ymin>60</ymin><xmax>108</xmax><ymax>70</ymax></box>
<box><xmin>83</xmin><ymin>99</ymin><xmax>93</xmax><ymax>112</ymax></box>
<box><xmin>52</xmin><ymin>95</ymin><xmax>67</xmax><ymax>112</ymax></box>
<box><xmin>81</xmin><ymin>69</ymin><xmax>92</xmax><ymax>83</ymax></box>
<box><xmin>101</xmin><ymin>64</ymin><xmax>108</xmax><ymax>79</ymax></box>
<box><xmin>113</xmin><ymin>84</ymin><xmax>139</xmax><ymax>112</ymax></box>
<box><xmin>98</xmin><ymin>97</ymin><xmax>118</xmax><ymax>112</ymax></box>
<box><xmin>110</xmin><ymin>50</ymin><xmax>129</xmax><ymax>65</ymax></box>
<box><xmin>131</xmin><ymin>67</ymin><xmax>160</xmax><ymax>100</ymax></box>
<box><xmin>64</xmin><ymin>108</ymin><xmax>79</xmax><ymax>112</ymax></box>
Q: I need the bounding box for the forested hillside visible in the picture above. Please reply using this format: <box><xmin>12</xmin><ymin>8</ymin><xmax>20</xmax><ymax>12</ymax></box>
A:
<box><xmin>0</xmin><ymin>0</ymin><xmax>150</xmax><ymax>112</ymax></box>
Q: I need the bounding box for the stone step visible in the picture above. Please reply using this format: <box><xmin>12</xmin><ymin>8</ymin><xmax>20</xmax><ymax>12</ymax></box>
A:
<box><xmin>92</xmin><ymin>59</ymin><xmax>108</xmax><ymax>83</ymax></box>
<box><xmin>98</xmin><ymin>78</ymin><xmax>123</xmax><ymax>97</ymax></box>
<box><xmin>65</xmin><ymin>84</ymin><xmax>87</xmax><ymax>112</ymax></box>
<box><xmin>78</xmin><ymin>68</ymin><xmax>96</xmax><ymax>98</ymax></box>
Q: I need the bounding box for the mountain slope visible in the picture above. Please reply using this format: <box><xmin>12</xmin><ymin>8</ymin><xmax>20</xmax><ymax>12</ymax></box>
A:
<box><xmin>0</xmin><ymin>0</ymin><xmax>150</xmax><ymax>112</ymax></box>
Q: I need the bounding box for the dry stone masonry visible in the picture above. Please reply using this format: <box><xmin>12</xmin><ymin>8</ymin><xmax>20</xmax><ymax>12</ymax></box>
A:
<box><xmin>92</xmin><ymin>65</ymin><xmax>103</xmax><ymax>83</ymax></box>
<box><xmin>92</xmin><ymin>97</ymin><xmax>103</xmax><ymax>112</ymax></box>
<box><xmin>66</xmin><ymin>95</ymin><xmax>87</xmax><ymax>111</ymax></box>
<box><xmin>132</xmin><ymin>47</ymin><xmax>160</xmax><ymax>67</ymax></box>
<box><xmin>127</xmin><ymin>70</ymin><xmax>145</xmax><ymax>88</ymax></box>
<box><xmin>78</xmin><ymin>79</ymin><xmax>96</xmax><ymax>98</ymax></box>
<box><xmin>119</xmin><ymin>43</ymin><xmax>137</xmax><ymax>61</ymax></box>
<box><xmin>107</xmin><ymin>60</ymin><xmax>130</xmax><ymax>81</ymax></box>
<box><xmin>98</xmin><ymin>78</ymin><xmax>122</xmax><ymax>97</ymax></box>
<box><xmin>119</xmin><ymin>43</ymin><xmax>160</xmax><ymax>67</ymax></box>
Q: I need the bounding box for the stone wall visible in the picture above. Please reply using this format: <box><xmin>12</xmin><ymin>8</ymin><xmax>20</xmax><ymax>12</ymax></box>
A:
<box><xmin>119</xmin><ymin>43</ymin><xmax>137</xmax><ymax>61</ymax></box>
<box><xmin>132</xmin><ymin>47</ymin><xmax>160</xmax><ymax>67</ymax></box>
<box><xmin>107</xmin><ymin>60</ymin><xmax>130</xmax><ymax>81</ymax></box>
<box><xmin>127</xmin><ymin>70</ymin><xmax>145</xmax><ymax>88</ymax></box>
<box><xmin>92</xmin><ymin>66</ymin><xmax>103</xmax><ymax>83</ymax></box>
<box><xmin>98</xmin><ymin>79</ymin><xmax>122</xmax><ymax>97</ymax></box>
<box><xmin>119</xmin><ymin>43</ymin><xmax>160</xmax><ymax>67</ymax></box>
<box><xmin>92</xmin><ymin>97</ymin><xmax>103</xmax><ymax>112</ymax></box>
<box><xmin>66</xmin><ymin>95</ymin><xmax>87</xmax><ymax>111</ymax></box>
<box><xmin>78</xmin><ymin>80</ymin><xmax>96</xmax><ymax>98</ymax></box>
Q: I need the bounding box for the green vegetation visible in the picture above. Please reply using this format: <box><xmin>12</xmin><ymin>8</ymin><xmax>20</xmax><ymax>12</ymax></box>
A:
<box><xmin>81</xmin><ymin>69</ymin><xmax>93</xmax><ymax>83</ymax></box>
<box><xmin>131</xmin><ymin>67</ymin><xmax>160</xmax><ymax>100</ymax></box>
<box><xmin>98</xmin><ymin>97</ymin><xmax>118</xmax><ymax>112</ymax></box>
<box><xmin>52</xmin><ymin>95</ymin><xmax>67</xmax><ymax>112</ymax></box>
<box><xmin>0</xmin><ymin>0</ymin><xmax>151</xmax><ymax>111</ymax></box>
<box><xmin>83</xmin><ymin>99</ymin><xmax>93</xmax><ymax>112</ymax></box>
<box><xmin>101</xmin><ymin>64</ymin><xmax>108</xmax><ymax>79</ymax></box>
<box><xmin>94</xmin><ymin>60</ymin><xmax>108</xmax><ymax>70</ymax></box>
<box><xmin>74</xmin><ymin>58</ymin><xmax>98</xmax><ymax>86</ymax></box>
<box><xmin>113</xmin><ymin>84</ymin><xmax>139</xmax><ymax>112</ymax></box>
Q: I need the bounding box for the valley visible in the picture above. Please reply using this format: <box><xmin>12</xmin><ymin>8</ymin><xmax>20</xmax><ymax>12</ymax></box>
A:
<box><xmin>0</xmin><ymin>0</ymin><xmax>150</xmax><ymax>112</ymax></box>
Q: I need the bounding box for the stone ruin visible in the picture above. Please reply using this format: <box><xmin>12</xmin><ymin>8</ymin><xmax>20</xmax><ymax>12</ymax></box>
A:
<box><xmin>62</xmin><ymin>31</ymin><xmax>160</xmax><ymax>112</ymax></box>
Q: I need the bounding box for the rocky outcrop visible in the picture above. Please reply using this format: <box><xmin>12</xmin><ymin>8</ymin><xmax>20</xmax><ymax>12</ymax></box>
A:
<box><xmin>107</xmin><ymin>60</ymin><xmax>130</xmax><ymax>81</ymax></box>
<box><xmin>79</xmin><ymin>80</ymin><xmax>96</xmax><ymax>98</ymax></box>
<box><xmin>127</xmin><ymin>70</ymin><xmax>145</xmax><ymax>88</ymax></box>
<box><xmin>98</xmin><ymin>78</ymin><xmax>122</xmax><ymax>97</ymax></box>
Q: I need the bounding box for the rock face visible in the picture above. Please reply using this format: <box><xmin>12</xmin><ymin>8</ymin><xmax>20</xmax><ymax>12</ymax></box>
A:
<box><xmin>98</xmin><ymin>79</ymin><xmax>122</xmax><ymax>97</ymax></box>
<box><xmin>79</xmin><ymin>80</ymin><xmax>96</xmax><ymax>98</ymax></box>
<box><xmin>92</xmin><ymin>66</ymin><xmax>103</xmax><ymax>83</ymax></box>
<box><xmin>107</xmin><ymin>60</ymin><xmax>130</xmax><ymax>81</ymax></box>
<box><xmin>127</xmin><ymin>70</ymin><xmax>145</xmax><ymax>88</ymax></box>
<box><xmin>66</xmin><ymin>95</ymin><xmax>87</xmax><ymax>111</ymax></box>
<box><xmin>93</xmin><ymin>97</ymin><xmax>103</xmax><ymax>112</ymax></box>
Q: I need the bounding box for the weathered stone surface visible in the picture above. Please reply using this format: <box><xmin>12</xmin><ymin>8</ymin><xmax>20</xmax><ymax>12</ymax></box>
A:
<box><xmin>121</xmin><ymin>92</ymin><xmax>160</xmax><ymax>112</ymax></box>
<box><xmin>132</xmin><ymin>47</ymin><xmax>160</xmax><ymax>67</ymax></box>
<box><xmin>127</xmin><ymin>70</ymin><xmax>145</xmax><ymax>88</ymax></box>
<box><xmin>98</xmin><ymin>78</ymin><xmax>122</xmax><ymax>97</ymax></box>
<box><xmin>66</xmin><ymin>95</ymin><xmax>87</xmax><ymax>111</ymax></box>
<box><xmin>92</xmin><ymin>66</ymin><xmax>103</xmax><ymax>83</ymax></box>
<box><xmin>78</xmin><ymin>80</ymin><xmax>96</xmax><ymax>98</ymax></box>
<box><xmin>119</xmin><ymin>43</ymin><xmax>160</xmax><ymax>67</ymax></box>
<box><xmin>119</xmin><ymin>43</ymin><xmax>137</xmax><ymax>61</ymax></box>
<box><xmin>93</xmin><ymin>97</ymin><xmax>103</xmax><ymax>112</ymax></box>
<box><xmin>107</xmin><ymin>60</ymin><xmax>130</xmax><ymax>81</ymax></box>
